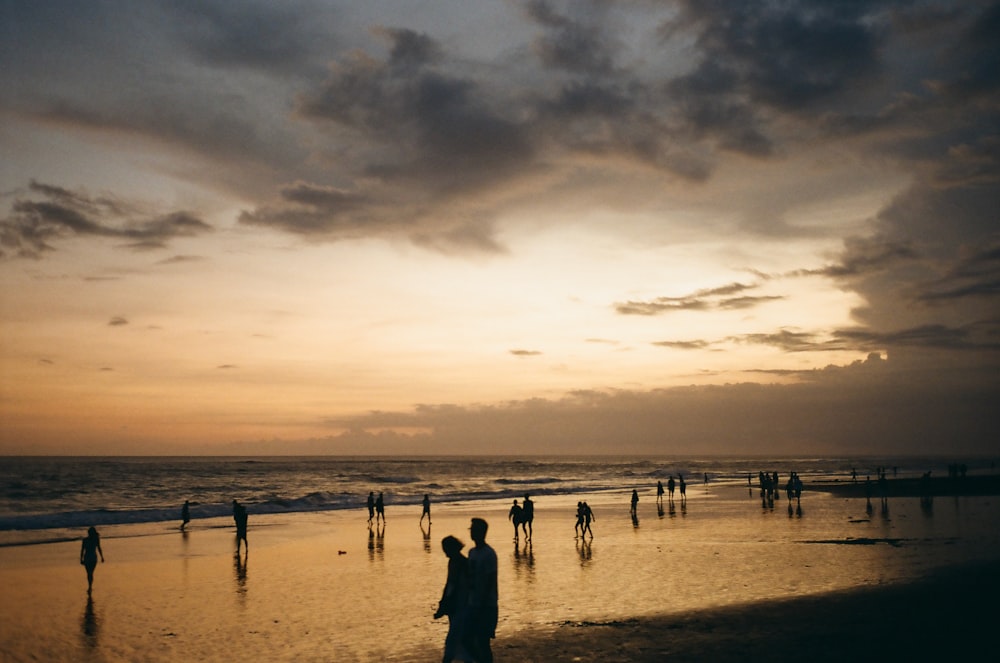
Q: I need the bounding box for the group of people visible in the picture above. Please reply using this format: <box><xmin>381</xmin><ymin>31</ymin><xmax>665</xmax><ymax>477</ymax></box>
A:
<box><xmin>654</xmin><ymin>475</ymin><xmax>687</xmax><ymax>505</ymax></box>
<box><xmin>366</xmin><ymin>491</ymin><xmax>387</xmax><ymax>524</ymax></box>
<box><xmin>433</xmin><ymin>518</ymin><xmax>499</xmax><ymax>663</ymax></box>
<box><xmin>574</xmin><ymin>501</ymin><xmax>595</xmax><ymax>537</ymax></box>
<box><xmin>506</xmin><ymin>495</ymin><xmax>534</xmax><ymax>542</ymax></box>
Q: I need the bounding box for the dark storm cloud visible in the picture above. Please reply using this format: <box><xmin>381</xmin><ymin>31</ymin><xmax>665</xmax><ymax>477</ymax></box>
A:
<box><xmin>0</xmin><ymin>1</ymin><xmax>322</xmax><ymax>195</ymax></box>
<box><xmin>298</xmin><ymin>30</ymin><xmax>536</xmax><ymax>188</ymax></box>
<box><xmin>312</xmin><ymin>355</ymin><xmax>998</xmax><ymax>456</ymax></box>
<box><xmin>0</xmin><ymin>182</ymin><xmax>212</xmax><ymax>258</ymax></box>
<box><xmin>794</xmin><ymin>236</ymin><xmax>919</xmax><ymax>279</ymax></box>
<box><xmin>728</xmin><ymin>321</ymin><xmax>1000</xmax><ymax>354</ymax></box>
<box><xmin>239</xmin><ymin>182</ymin><xmax>374</xmax><ymax>236</ymax></box>
<box><xmin>834</xmin><ymin>323</ymin><xmax>1000</xmax><ymax>352</ymax></box>
<box><xmin>665</xmin><ymin>0</ymin><xmax>886</xmax><ymax>111</ymax></box>
<box><xmin>616</xmin><ymin>297</ymin><xmax>709</xmax><ymax>315</ymax></box>
<box><xmin>239</xmin><ymin>28</ymin><xmax>540</xmax><ymax>244</ymax></box>
<box><xmin>918</xmin><ymin>245</ymin><xmax>1000</xmax><ymax>302</ymax></box>
<box><xmin>652</xmin><ymin>340</ymin><xmax>711</xmax><ymax>351</ymax></box>
<box><xmin>614</xmin><ymin>281</ymin><xmax>778</xmax><ymax>315</ymax></box>
<box><xmin>167</xmin><ymin>0</ymin><xmax>331</xmax><ymax>75</ymax></box>
<box><xmin>520</xmin><ymin>0</ymin><xmax>618</xmax><ymax>75</ymax></box>
<box><xmin>733</xmin><ymin>329</ymin><xmax>842</xmax><ymax>353</ymax></box>
<box><xmin>156</xmin><ymin>255</ymin><xmax>207</xmax><ymax>266</ymax></box>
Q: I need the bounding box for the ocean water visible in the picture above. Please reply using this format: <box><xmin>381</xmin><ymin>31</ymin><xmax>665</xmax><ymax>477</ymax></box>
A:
<box><xmin>0</xmin><ymin>455</ymin><xmax>988</xmax><ymax>547</ymax></box>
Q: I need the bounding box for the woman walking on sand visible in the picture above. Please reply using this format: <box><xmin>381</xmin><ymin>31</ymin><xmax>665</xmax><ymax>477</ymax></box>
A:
<box><xmin>80</xmin><ymin>526</ymin><xmax>104</xmax><ymax>593</ymax></box>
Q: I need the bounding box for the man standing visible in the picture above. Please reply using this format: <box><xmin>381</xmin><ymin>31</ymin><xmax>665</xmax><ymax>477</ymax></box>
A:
<box><xmin>521</xmin><ymin>494</ymin><xmax>534</xmax><ymax>541</ymax></box>
<box><xmin>420</xmin><ymin>493</ymin><xmax>432</xmax><ymax>525</ymax></box>
<box><xmin>233</xmin><ymin>500</ymin><xmax>248</xmax><ymax>554</ymax></box>
<box><xmin>466</xmin><ymin>517</ymin><xmax>498</xmax><ymax>663</ymax></box>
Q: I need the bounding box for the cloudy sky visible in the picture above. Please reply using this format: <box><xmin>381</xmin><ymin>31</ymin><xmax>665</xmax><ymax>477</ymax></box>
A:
<box><xmin>1</xmin><ymin>0</ymin><xmax>997</xmax><ymax>456</ymax></box>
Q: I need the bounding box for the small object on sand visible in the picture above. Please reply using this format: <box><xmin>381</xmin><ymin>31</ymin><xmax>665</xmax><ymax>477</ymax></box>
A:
<box><xmin>338</xmin><ymin>550</ymin><xmax>347</xmax><ymax>555</ymax></box>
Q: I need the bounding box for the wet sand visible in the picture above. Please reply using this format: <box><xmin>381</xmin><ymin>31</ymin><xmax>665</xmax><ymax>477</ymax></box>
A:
<box><xmin>1</xmin><ymin>485</ymin><xmax>998</xmax><ymax>662</ymax></box>
<box><xmin>491</xmin><ymin>558</ymin><xmax>1000</xmax><ymax>662</ymax></box>
<box><xmin>812</xmin><ymin>473</ymin><xmax>1000</xmax><ymax>498</ymax></box>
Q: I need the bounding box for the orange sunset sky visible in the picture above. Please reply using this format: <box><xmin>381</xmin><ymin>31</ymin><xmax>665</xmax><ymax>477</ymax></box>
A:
<box><xmin>1</xmin><ymin>1</ymin><xmax>997</xmax><ymax>456</ymax></box>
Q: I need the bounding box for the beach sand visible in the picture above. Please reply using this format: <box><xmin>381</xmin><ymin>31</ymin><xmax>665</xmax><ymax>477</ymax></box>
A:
<box><xmin>1</xmin><ymin>482</ymin><xmax>998</xmax><ymax>662</ymax></box>
<box><xmin>491</xmin><ymin>558</ymin><xmax>1000</xmax><ymax>662</ymax></box>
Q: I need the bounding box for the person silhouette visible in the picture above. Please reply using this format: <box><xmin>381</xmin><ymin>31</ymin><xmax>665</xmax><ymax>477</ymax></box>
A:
<box><xmin>376</xmin><ymin>492</ymin><xmax>386</xmax><ymax>524</ymax></box>
<box><xmin>80</xmin><ymin>526</ymin><xmax>104</xmax><ymax>593</ymax></box>
<box><xmin>466</xmin><ymin>518</ymin><xmax>497</xmax><ymax>663</ymax></box>
<box><xmin>630</xmin><ymin>489</ymin><xmax>639</xmax><ymax>517</ymax></box>
<box><xmin>582</xmin><ymin>501</ymin><xmax>595</xmax><ymax>538</ymax></box>
<box><xmin>521</xmin><ymin>494</ymin><xmax>534</xmax><ymax>541</ymax></box>
<box><xmin>679</xmin><ymin>475</ymin><xmax>687</xmax><ymax>504</ymax></box>
<box><xmin>421</xmin><ymin>494</ymin><xmax>432</xmax><ymax>525</ymax></box>
<box><xmin>233</xmin><ymin>500</ymin><xmax>248</xmax><ymax>554</ymax></box>
<box><xmin>434</xmin><ymin>535</ymin><xmax>471</xmax><ymax>663</ymax></box>
<box><xmin>367</xmin><ymin>491</ymin><xmax>376</xmax><ymax>524</ymax></box>
<box><xmin>656</xmin><ymin>480</ymin><xmax>664</xmax><ymax>504</ymax></box>
<box><xmin>181</xmin><ymin>500</ymin><xmax>190</xmax><ymax>531</ymax></box>
<box><xmin>508</xmin><ymin>500</ymin><xmax>523</xmax><ymax>542</ymax></box>
<box><xmin>574</xmin><ymin>502</ymin><xmax>584</xmax><ymax>538</ymax></box>
<box><xmin>667</xmin><ymin>476</ymin><xmax>675</xmax><ymax>502</ymax></box>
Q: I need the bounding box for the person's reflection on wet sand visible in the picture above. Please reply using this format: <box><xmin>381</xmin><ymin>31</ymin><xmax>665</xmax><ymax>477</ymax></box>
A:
<box><xmin>81</xmin><ymin>594</ymin><xmax>99</xmax><ymax>649</ymax></box>
<box><xmin>369</xmin><ymin>520</ymin><xmax>384</xmax><ymax>560</ymax></box>
<box><xmin>512</xmin><ymin>539</ymin><xmax>535</xmax><ymax>579</ymax></box>
<box><xmin>233</xmin><ymin>550</ymin><xmax>248</xmax><ymax>604</ymax></box>
<box><xmin>576</xmin><ymin>537</ymin><xmax>592</xmax><ymax>567</ymax></box>
<box><xmin>421</xmin><ymin>520</ymin><xmax>432</xmax><ymax>554</ymax></box>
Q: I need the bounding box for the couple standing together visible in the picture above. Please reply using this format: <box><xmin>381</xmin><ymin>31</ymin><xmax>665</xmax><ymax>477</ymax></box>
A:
<box><xmin>434</xmin><ymin>517</ymin><xmax>498</xmax><ymax>663</ymax></box>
